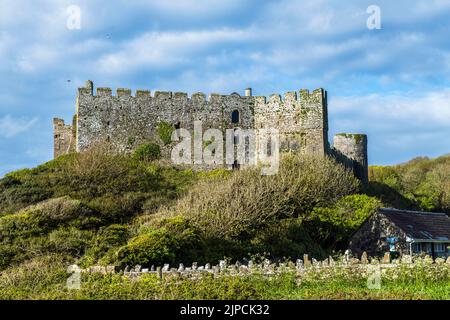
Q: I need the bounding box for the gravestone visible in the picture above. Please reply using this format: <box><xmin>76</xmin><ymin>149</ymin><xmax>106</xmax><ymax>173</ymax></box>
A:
<box><xmin>381</xmin><ymin>252</ymin><xmax>391</xmax><ymax>264</ymax></box>
<box><xmin>361</xmin><ymin>252</ymin><xmax>369</xmax><ymax>264</ymax></box>
<box><xmin>303</xmin><ymin>254</ymin><xmax>311</xmax><ymax>267</ymax></box>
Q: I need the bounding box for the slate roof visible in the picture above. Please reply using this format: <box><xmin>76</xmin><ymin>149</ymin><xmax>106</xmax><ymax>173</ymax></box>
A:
<box><xmin>379</xmin><ymin>208</ymin><xmax>450</xmax><ymax>241</ymax></box>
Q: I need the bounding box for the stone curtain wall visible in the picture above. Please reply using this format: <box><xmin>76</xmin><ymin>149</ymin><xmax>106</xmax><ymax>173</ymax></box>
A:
<box><xmin>75</xmin><ymin>81</ymin><xmax>256</xmax><ymax>169</ymax></box>
<box><xmin>55</xmin><ymin>80</ymin><xmax>368</xmax><ymax>178</ymax></box>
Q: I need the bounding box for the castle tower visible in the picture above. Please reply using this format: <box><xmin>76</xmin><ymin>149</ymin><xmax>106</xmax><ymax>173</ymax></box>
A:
<box><xmin>298</xmin><ymin>88</ymin><xmax>329</xmax><ymax>156</ymax></box>
<box><xmin>333</xmin><ymin>133</ymin><xmax>368</xmax><ymax>183</ymax></box>
<box><xmin>53</xmin><ymin>118</ymin><xmax>75</xmax><ymax>158</ymax></box>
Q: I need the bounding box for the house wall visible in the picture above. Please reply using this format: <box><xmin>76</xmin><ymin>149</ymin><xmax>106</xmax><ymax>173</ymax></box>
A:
<box><xmin>349</xmin><ymin>211</ymin><xmax>409</xmax><ymax>257</ymax></box>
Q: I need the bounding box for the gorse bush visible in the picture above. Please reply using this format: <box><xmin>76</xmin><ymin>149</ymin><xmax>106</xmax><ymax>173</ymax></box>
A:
<box><xmin>118</xmin><ymin>217</ymin><xmax>201</xmax><ymax>267</ymax></box>
<box><xmin>164</xmin><ymin>154</ymin><xmax>360</xmax><ymax>239</ymax></box>
<box><xmin>0</xmin><ymin>197</ymin><xmax>94</xmax><ymax>240</ymax></box>
<box><xmin>117</xmin><ymin>154</ymin><xmax>361</xmax><ymax>264</ymax></box>
<box><xmin>0</xmin><ymin>145</ymin><xmax>197</xmax><ymax>271</ymax></box>
<box><xmin>132</xmin><ymin>142</ymin><xmax>161</xmax><ymax>162</ymax></box>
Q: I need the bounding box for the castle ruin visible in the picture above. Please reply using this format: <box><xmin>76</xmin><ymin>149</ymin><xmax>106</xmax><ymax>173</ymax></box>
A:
<box><xmin>54</xmin><ymin>80</ymin><xmax>368</xmax><ymax>182</ymax></box>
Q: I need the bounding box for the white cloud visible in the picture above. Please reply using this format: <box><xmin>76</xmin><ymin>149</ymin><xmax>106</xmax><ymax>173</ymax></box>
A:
<box><xmin>137</xmin><ymin>0</ymin><xmax>244</xmax><ymax>15</ymax></box>
<box><xmin>96</xmin><ymin>28</ymin><xmax>253</xmax><ymax>74</ymax></box>
<box><xmin>331</xmin><ymin>89</ymin><xmax>450</xmax><ymax>127</ymax></box>
<box><xmin>0</xmin><ymin>115</ymin><xmax>38</xmax><ymax>138</ymax></box>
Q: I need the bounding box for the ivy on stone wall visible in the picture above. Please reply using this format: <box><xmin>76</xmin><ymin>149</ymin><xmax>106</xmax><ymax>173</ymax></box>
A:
<box><xmin>157</xmin><ymin>122</ymin><xmax>175</xmax><ymax>145</ymax></box>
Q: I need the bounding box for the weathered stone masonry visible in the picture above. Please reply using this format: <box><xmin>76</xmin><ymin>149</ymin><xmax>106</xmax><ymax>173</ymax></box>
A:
<box><xmin>54</xmin><ymin>80</ymin><xmax>369</xmax><ymax>182</ymax></box>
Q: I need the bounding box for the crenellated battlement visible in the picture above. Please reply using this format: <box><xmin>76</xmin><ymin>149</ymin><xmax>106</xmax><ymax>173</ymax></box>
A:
<box><xmin>77</xmin><ymin>81</ymin><xmax>324</xmax><ymax>105</ymax></box>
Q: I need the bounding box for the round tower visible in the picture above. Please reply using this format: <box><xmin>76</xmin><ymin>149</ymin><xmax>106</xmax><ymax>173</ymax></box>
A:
<box><xmin>333</xmin><ymin>133</ymin><xmax>368</xmax><ymax>183</ymax></box>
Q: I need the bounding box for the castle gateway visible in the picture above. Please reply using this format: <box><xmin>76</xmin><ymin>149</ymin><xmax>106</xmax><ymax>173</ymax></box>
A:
<box><xmin>54</xmin><ymin>80</ymin><xmax>368</xmax><ymax>182</ymax></box>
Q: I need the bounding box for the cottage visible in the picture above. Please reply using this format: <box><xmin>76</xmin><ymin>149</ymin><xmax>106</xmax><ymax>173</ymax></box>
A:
<box><xmin>349</xmin><ymin>208</ymin><xmax>450</xmax><ymax>259</ymax></box>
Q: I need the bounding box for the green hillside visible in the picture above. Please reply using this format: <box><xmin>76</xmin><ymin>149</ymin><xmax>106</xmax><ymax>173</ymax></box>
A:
<box><xmin>367</xmin><ymin>155</ymin><xmax>450</xmax><ymax>213</ymax></box>
<box><xmin>1</xmin><ymin>145</ymin><xmax>449</xmax><ymax>299</ymax></box>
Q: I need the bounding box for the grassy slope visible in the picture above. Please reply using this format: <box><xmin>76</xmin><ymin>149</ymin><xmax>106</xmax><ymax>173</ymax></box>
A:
<box><xmin>0</xmin><ymin>254</ymin><xmax>449</xmax><ymax>300</ymax></box>
<box><xmin>0</xmin><ymin>149</ymin><xmax>449</xmax><ymax>299</ymax></box>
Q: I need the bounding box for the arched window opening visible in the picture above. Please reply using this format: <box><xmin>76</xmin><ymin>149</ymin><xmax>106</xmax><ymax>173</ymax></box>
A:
<box><xmin>267</xmin><ymin>136</ymin><xmax>272</xmax><ymax>156</ymax></box>
<box><xmin>231</xmin><ymin>110</ymin><xmax>240</xmax><ymax>124</ymax></box>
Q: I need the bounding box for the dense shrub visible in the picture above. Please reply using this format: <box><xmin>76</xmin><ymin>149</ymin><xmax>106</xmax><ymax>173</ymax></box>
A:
<box><xmin>164</xmin><ymin>154</ymin><xmax>360</xmax><ymax>239</ymax></box>
<box><xmin>87</xmin><ymin>192</ymin><xmax>147</xmax><ymax>223</ymax></box>
<box><xmin>368</xmin><ymin>155</ymin><xmax>450</xmax><ymax>213</ymax></box>
<box><xmin>132</xmin><ymin>142</ymin><xmax>161</xmax><ymax>162</ymax></box>
<box><xmin>250</xmin><ymin>218</ymin><xmax>327</xmax><ymax>259</ymax></box>
<box><xmin>304</xmin><ymin>194</ymin><xmax>381</xmax><ymax>251</ymax></box>
<box><xmin>49</xmin><ymin>227</ymin><xmax>95</xmax><ymax>257</ymax></box>
<box><xmin>118</xmin><ymin>217</ymin><xmax>201</xmax><ymax>267</ymax></box>
<box><xmin>0</xmin><ymin>197</ymin><xmax>94</xmax><ymax>240</ymax></box>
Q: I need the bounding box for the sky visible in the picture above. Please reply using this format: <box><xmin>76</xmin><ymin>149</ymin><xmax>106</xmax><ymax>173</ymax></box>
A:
<box><xmin>1</xmin><ymin>0</ymin><xmax>450</xmax><ymax>177</ymax></box>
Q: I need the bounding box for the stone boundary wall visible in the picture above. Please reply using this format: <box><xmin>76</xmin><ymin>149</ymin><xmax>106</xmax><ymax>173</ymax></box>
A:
<box><xmin>81</xmin><ymin>252</ymin><xmax>450</xmax><ymax>279</ymax></box>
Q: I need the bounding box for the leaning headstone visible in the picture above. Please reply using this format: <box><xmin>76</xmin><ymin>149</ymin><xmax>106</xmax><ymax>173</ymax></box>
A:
<box><xmin>235</xmin><ymin>260</ymin><xmax>242</xmax><ymax>268</ymax></box>
<box><xmin>446</xmin><ymin>256</ymin><xmax>450</xmax><ymax>264</ymax></box>
<box><xmin>303</xmin><ymin>254</ymin><xmax>311</xmax><ymax>267</ymax></box>
<box><xmin>124</xmin><ymin>265</ymin><xmax>130</xmax><ymax>273</ymax></box>
<box><xmin>287</xmin><ymin>261</ymin><xmax>296</xmax><ymax>270</ymax></box>
<box><xmin>171</xmin><ymin>270</ymin><xmax>181</xmax><ymax>278</ymax></box>
<box><xmin>178</xmin><ymin>263</ymin><xmax>185</xmax><ymax>272</ymax></box>
<box><xmin>344</xmin><ymin>249</ymin><xmax>352</xmax><ymax>263</ymax></box>
<box><xmin>162</xmin><ymin>264</ymin><xmax>170</xmax><ymax>271</ymax></box>
<box><xmin>312</xmin><ymin>258</ymin><xmax>318</xmax><ymax>267</ymax></box>
<box><xmin>321</xmin><ymin>258</ymin><xmax>329</xmax><ymax>267</ymax></box>
<box><xmin>205</xmin><ymin>263</ymin><xmax>211</xmax><ymax>270</ymax></box>
<box><xmin>328</xmin><ymin>256</ymin><xmax>335</xmax><ymax>267</ymax></box>
<box><xmin>192</xmin><ymin>262</ymin><xmax>198</xmax><ymax>270</ymax></box>
<box><xmin>134</xmin><ymin>265</ymin><xmax>142</xmax><ymax>272</ymax></box>
<box><xmin>381</xmin><ymin>252</ymin><xmax>391</xmax><ymax>264</ymax></box>
<box><xmin>296</xmin><ymin>259</ymin><xmax>304</xmax><ymax>270</ymax></box>
<box><xmin>361</xmin><ymin>252</ymin><xmax>369</xmax><ymax>264</ymax></box>
<box><xmin>156</xmin><ymin>267</ymin><xmax>162</xmax><ymax>279</ymax></box>
<box><xmin>239</xmin><ymin>265</ymin><xmax>249</xmax><ymax>274</ymax></box>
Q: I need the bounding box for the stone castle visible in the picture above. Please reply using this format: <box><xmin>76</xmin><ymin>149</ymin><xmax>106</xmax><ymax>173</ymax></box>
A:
<box><xmin>54</xmin><ymin>80</ymin><xmax>368</xmax><ymax>182</ymax></box>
